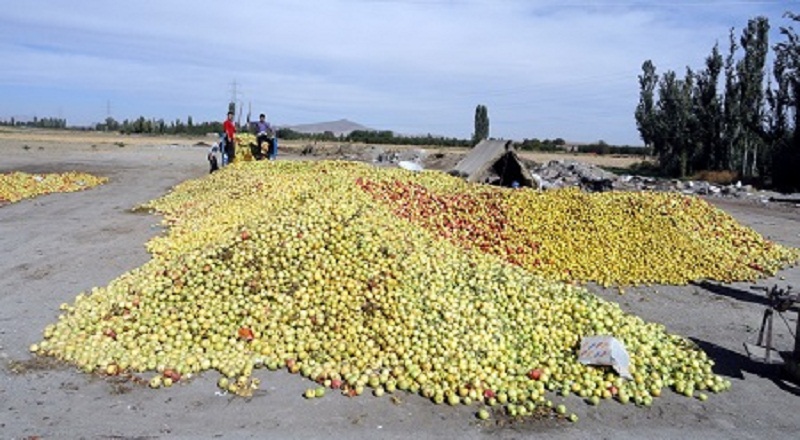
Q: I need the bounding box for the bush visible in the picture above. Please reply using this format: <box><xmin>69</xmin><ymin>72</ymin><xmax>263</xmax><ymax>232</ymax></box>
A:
<box><xmin>578</xmin><ymin>144</ymin><xmax>651</xmax><ymax>156</ymax></box>
<box><xmin>599</xmin><ymin>160</ymin><xmax>661</xmax><ymax>178</ymax></box>
<box><xmin>628</xmin><ymin>160</ymin><xmax>661</xmax><ymax>175</ymax></box>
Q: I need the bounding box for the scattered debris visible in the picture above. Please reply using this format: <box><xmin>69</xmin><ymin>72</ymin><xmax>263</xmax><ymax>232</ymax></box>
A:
<box><xmin>284</xmin><ymin>143</ymin><xmax>800</xmax><ymax>203</ymax></box>
<box><xmin>531</xmin><ymin>160</ymin><xmax>615</xmax><ymax>192</ymax></box>
<box><xmin>528</xmin><ymin>159</ymin><xmax>800</xmax><ymax>204</ymax></box>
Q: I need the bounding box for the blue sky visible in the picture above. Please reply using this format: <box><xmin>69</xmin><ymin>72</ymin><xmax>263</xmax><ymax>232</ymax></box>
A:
<box><xmin>1</xmin><ymin>1</ymin><xmax>797</xmax><ymax>145</ymax></box>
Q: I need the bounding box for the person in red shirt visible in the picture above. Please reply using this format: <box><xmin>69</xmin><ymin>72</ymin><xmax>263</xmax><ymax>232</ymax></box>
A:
<box><xmin>223</xmin><ymin>111</ymin><xmax>236</xmax><ymax>164</ymax></box>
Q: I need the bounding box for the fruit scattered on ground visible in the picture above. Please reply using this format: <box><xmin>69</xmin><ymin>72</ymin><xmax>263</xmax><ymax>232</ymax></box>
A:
<box><xmin>358</xmin><ymin>176</ymin><xmax>799</xmax><ymax>286</ymax></box>
<box><xmin>0</xmin><ymin>171</ymin><xmax>107</xmax><ymax>205</ymax></box>
<box><xmin>33</xmin><ymin>161</ymin><xmax>797</xmax><ymax>415</ymax></box>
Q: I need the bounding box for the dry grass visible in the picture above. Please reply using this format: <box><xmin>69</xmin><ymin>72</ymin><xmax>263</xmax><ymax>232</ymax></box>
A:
<box><xmin>0</xmin><ymin>128</ymin><xmax>210</xmax><ymax>149</ymax></box>
<box><xmin>517</xmin><ymin>151</ymin><xmax>646</xmax><ymax>168</ymax></box>
<box><xmin>692</xmin><ymin>170</ymin><xmax>739</xmax><ymax>185</ymax></box>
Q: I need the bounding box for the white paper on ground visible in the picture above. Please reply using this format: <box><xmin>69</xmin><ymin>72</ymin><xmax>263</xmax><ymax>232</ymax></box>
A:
<box><xmin>577</xmin><ymin>335</ymin><xmax>632</xmax><ymax>380</ymax></box>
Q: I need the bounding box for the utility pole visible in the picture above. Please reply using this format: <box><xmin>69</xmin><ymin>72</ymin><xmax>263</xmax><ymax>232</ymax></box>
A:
<box><xmin>229</xmin><ymin>80</ymin><xmax>239</xmax><ymax>103</ymax></box>
<box><xmin>229</xmin><ymin>80</ymin><xmax>240</xmax><ymax>120</ymax></box>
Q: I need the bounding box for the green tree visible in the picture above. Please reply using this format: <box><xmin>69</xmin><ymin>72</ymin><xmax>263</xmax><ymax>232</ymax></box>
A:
<box><xmin>722</xmin><ymin>28</ymin><xmax>742</xmax><ymax>173</ymax></box>
<box><xmin>105</xmin><ymin>116</ymin><xmax>120</xmax><ymax>132</ymax></box>
<box><xmin>133</xmin><ymin>116</ymin><xmax>145</xmax><ymax>133</ymax></box>
<box><xmin>472</xmin><ymin>104</ymin><xmax>489</xmax><ymax>144</ymax></box>
<box><xmin>692</xmin><ymin>43</ymin><xmax>724</xmax><ymax>171</ymax></box>
<box><xmin>769</xmin><ymin>12</ymin><xmax>800</xmax><ymax>191</ymax></box>
<box><xmin>635</xmin><ymin>60</ymin><xmax>659</xmax><ymax>149</ymax></box>
<box><xmin>767</xmin><ymin>42</ymin><xmax>791</xmax><ymax>143</ymax></box>
<box><xmin>653</xmin><ymin>69</ymin><xmax>695</xmax><ymax>177</ymax></box>
<box><xmin>174</xmin><ymin>118</ymin><xmax>185</xmax><ymax>134</ymax></box>
<box><xmin>737</xmin><ymin>16</ymin><xmax>771</xmax><ymax>178</ymax></box>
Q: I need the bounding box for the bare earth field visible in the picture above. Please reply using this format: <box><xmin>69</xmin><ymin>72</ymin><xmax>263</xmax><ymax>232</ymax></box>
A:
<box><xmin>1</xmin><ymin>129</ymin><xmax>799</xmax><ymax>440</ymax></box>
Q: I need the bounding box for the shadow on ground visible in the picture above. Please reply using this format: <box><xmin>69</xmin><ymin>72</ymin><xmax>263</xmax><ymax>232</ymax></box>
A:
<box><xmin>690</xmin><ymin>337</ymin><xmax>800</xmax><ymax>397</ymax></box>
<box><xmin>691</xmin><ymin>281</ymin><xmax>771</xmax><ymax>307</ymax></box>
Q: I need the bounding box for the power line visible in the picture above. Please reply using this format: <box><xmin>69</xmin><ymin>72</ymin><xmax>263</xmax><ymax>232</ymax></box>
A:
<box><xmin>229</xmin><ymin>79</ymin><xmax>241</xmax><ymax>104</ymax></box>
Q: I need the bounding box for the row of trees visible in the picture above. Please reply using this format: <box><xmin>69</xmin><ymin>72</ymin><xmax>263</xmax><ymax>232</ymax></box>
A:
<box><xmin>88</xmin><ymin>103</ymin><xmax>491</xmax><ymax>147</ymax></box>
<box><xmin>94</xmin><ymin>116</ymin><xmax>225</xmax><ymax>136</ymax></box>
<box><xmin>271</xmin><ymin>104</ymin><xmax>492</xmax><ymax>147</ymax></box>
<box><xmin>516</xmin><ymin>138</ymin><xmax>566</xmax><ymax>151</ymax></box>
<box><xmin>0</xmin><ymin>116</ymin><xmax>67</xmax><ymax>129</ymax></box>
<box><xmin>3</xmin><ymin>112</ymin><xmax>477</xmax><ymax>148</ymax></box>
<box><xmin>275</xmin><ymin>127</ymin><xmax>473</xmax><ymax>147</ymax></box>
<box><xmin>574</xmin><ymin>142</ymin><xmax>652</xmax><ymax>156</ymax></box>
<box><xmin>515</xmin><ymin>138</ymin><xmax>650</xmax><ymax>155</ymax></box>
<box><xmin>5</xmin><ymin>102</ymin><xmax>650</xmax><ymax>160</ymax></box>
<box><xmin>636</xmin><ymin>13</ymin><xmax>800</xmax><ymax>191</ymax></box>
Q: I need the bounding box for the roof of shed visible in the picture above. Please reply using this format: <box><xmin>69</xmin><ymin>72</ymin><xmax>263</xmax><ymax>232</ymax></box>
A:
<box><xmin>451</xmin><ymin>140</ymin><xmax>534</xmax><ymax>186</ymax></box>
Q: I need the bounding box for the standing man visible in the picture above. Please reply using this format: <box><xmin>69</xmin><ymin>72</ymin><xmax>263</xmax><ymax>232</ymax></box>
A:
<box><xmin>223</xmin><ymin>111</ymin><xmax>236</xmax><ymax>165</ymax></box>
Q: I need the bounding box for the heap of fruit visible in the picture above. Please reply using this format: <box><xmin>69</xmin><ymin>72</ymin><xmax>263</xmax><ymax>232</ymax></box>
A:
<box><xmin>233</xmin><ymin>133</ymin><xmax>257</xmax><ymax>162</ymax></box>
<box><xmin>33</xmin><ymin>161</ymin><xmax>797</xmax><ymax>419</ymax></box>
<box><xmin>358</xmin><ymin>177</ymin><xmax>799</xmax><ymax>286</ymax></box>
<box><xmin>0</xmin><ymin>171</ymin><xmax>107</xmax><ymax>205</ymax></box>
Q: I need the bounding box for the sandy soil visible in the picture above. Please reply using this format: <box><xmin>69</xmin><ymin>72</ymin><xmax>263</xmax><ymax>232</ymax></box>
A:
<box><xmin>1</xmin><ymin>129</ymin><xmax>799</xmax><ymax>440</ymax></box>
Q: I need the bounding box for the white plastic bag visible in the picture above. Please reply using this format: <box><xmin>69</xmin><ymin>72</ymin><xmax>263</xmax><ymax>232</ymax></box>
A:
<box><xmin>578</xmin><ymin>335</ymin><xmax>632</xmax><ymax>380</ymax></box>
<box><xmin>398</xmin><ymin>161</ymin><xmax>423</xmax><ymax>172</ymax></box>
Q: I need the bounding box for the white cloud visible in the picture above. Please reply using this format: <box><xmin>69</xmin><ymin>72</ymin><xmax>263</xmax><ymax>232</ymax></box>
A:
<box><xmin>0</xmin><ymin>0</ymin><xmax>796</xmax><ymax>143</ymax></box>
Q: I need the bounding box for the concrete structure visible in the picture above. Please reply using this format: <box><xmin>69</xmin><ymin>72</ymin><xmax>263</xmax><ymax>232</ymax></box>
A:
<box><xmin>449</xmin><ymin>139</ymin><xmax>536</xmax><ymax>188</ymax></box>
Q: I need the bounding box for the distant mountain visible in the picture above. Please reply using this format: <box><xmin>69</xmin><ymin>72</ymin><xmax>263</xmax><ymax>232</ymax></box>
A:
<box><xmin>282</xmin><ymin>119</ymin><xmax>373</xmax><ymax>136</ymax></box>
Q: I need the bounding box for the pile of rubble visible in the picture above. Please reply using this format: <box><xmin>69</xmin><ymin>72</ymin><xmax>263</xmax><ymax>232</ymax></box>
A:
<box><xmin>530</xmin><ymin>159</ymin><xmax>800</xmax><ymax>205</ymax></box>
<box><xmin>531</xmin><ymin>160</ymin><xmax>617</xmax><ymax>192</ymax></box>
<box><xmin>294</xmin><ymin>143</ymin><xmax>799</xmax><ymax>205</ymax></box>
<box><xmin>298</xmin><ymin>143</ymin><xmax>433</xmax><ymax>167</ymax></box>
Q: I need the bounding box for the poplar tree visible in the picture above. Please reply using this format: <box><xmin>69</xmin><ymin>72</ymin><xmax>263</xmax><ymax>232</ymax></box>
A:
<box><xmin>770</xmin><ymin>12</ymin><xmax>800</xmax><ymax>191</ymax></box>
<box><xmin>472</xmin><ymin>105</ymin><xmax>489</xmax><ymax>144</ymax></box>
<box><xmin>635</xmin><ymin>60</ymin><xmax>659</xmax><ymax>150</ymax></box>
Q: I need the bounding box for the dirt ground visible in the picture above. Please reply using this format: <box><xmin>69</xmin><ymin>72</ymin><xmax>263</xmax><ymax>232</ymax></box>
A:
<box><xmin>1</xmin><ymin>129</ymin><xmax>799</xmax><ymax>440</ymax></box>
